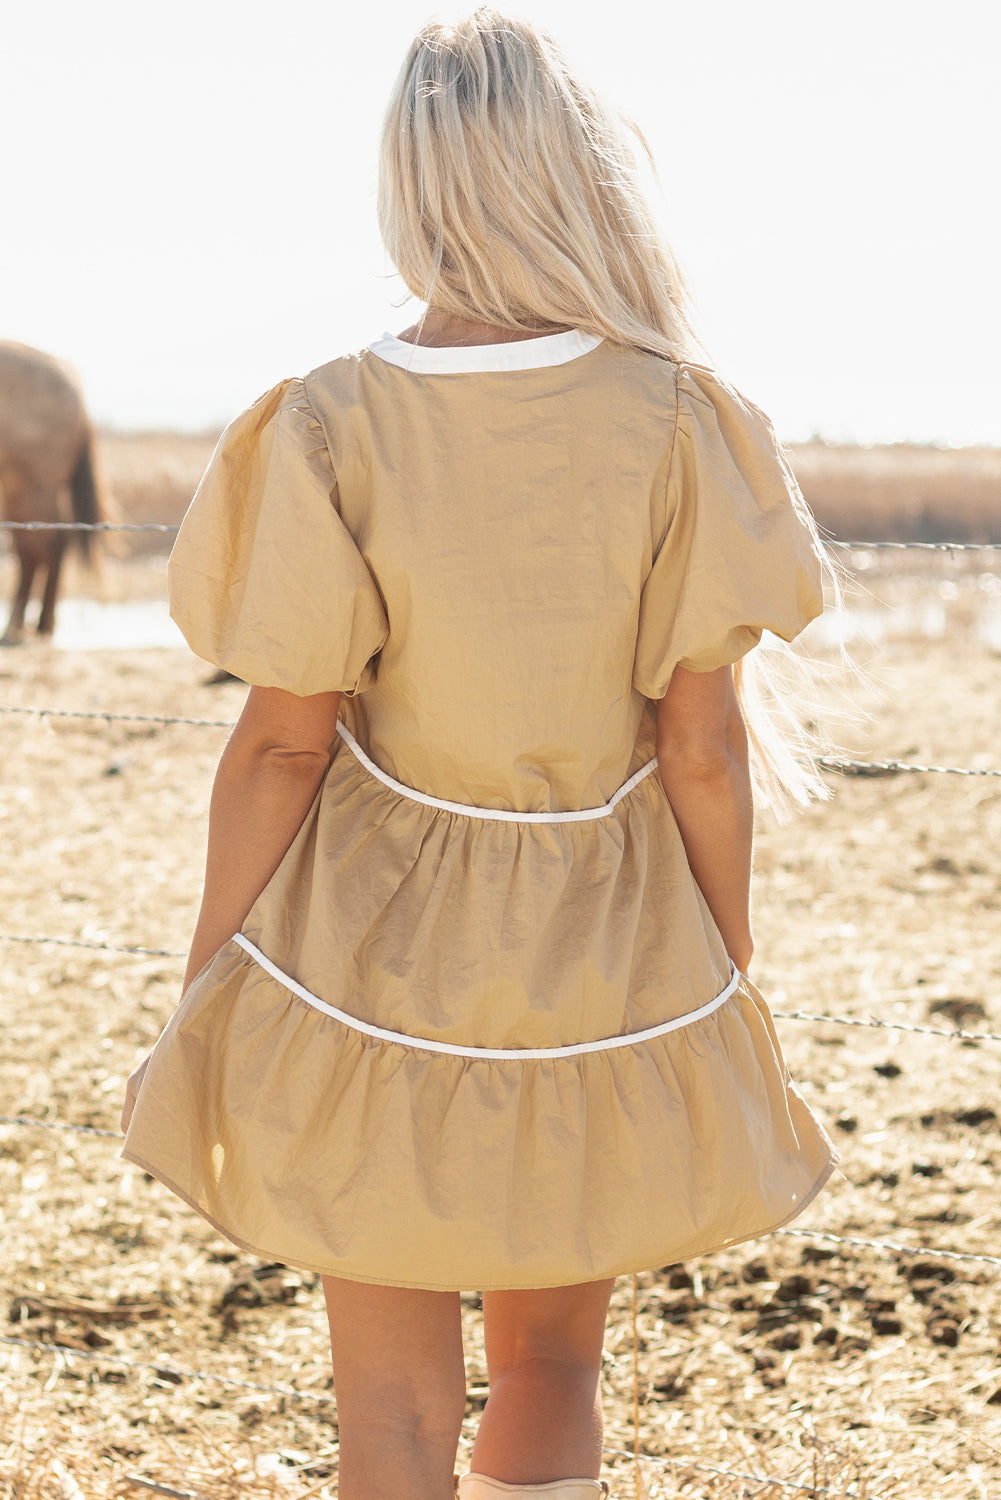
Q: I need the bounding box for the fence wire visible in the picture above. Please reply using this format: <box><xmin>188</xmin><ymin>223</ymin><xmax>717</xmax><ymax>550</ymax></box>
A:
<box><xmin>773</xmin><ymin>1227</ymin><xmax>1001</xmax><ymax>1269</ymax></box>
<box><xmin>2</xmin><ymin>706</ymin><xmax>999</xmax><ymax>782</ymax></box>
<box><xmin>818</xmin><ymin>755</ymin><xmax>1001</xmax><ymax>779</ymax></box>
<box><xmin>0</xmin><ymin>933</ymin><xmax>186</xmax><ymax>957</ymax></box>
<box><xmin>0</xmin><ymin>705</ymin><xmax>234</xmax><ymax>730</ymax></box>
<box><xmin>3</xmin><ymin>931</ymin><xmax>1000</xmax><ymax>1044</ymax></box>
<box><xmin>828</xmin><ymin>539</ymin><xmax>1001</xmax><ymax>552</ymax></box>
<box><xmin>0</xmin><ymin>1114</ymin><xmax>124</xmax><ymax>1140</ymax></box>
<box><xmin>0</xmin><ymin>1327</ymin><xmax>979</xmax><ymax>1497</ymax></box>
<box><xmin>0</xmin><ymin>521</ymin><xmax>179</xmax><ymax>533</ymax></box>
<box><xmin>0</xmin><ymin>1333</ymin><xmax>336</xmax><ymax>1404</ymax></box>
<box><xmin>605</xmin><ymin>1448</ymin><xmax>847</xmax><ymax>1498</ymax></box>
<box><xmin>2</xmin><ymin>518</ymin><xmax>1001</xmax><ymax>552</ymax></box>
<box><xmin>769</xmin><ymin>1009</ymin><xmax>1001</xmax><ymax>1044</ymax></box>
<box><xmin>0</xmin><ymin>1332</ymin><xmax>848</xmax><ymax>1496</ymax></box>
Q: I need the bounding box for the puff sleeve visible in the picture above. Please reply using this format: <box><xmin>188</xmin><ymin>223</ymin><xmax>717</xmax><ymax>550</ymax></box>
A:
<box><xmin>167</xmin><ymin>379</ymin><xmax>388</xmax><ymax>696</ymax></box>
<box><xmin>632</xmin><ymin>364</ymin><xmax>824</xmax><ymax>700</ymax></box>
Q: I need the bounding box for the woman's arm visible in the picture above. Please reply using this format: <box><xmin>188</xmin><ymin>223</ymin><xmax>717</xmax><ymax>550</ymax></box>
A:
<box><xmin>122</xmin><ymin>684</ymin><xmax>342</xmax><ymax>1129</ymax></box>
<box><xmin>655</xmin><ymin>664</ymin><xmax>754</xmax><ymax>973</ymax></box>
<box><xmin>179</xmin><ymin>685</ymin><xmax>342</xmax><ymax>988</ymax></box>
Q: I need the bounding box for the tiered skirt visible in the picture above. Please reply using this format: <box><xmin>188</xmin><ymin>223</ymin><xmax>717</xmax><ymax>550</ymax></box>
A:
<box><xmin>122</xmin><ymin>725</ymin><xmax>837</xmax><ymax>1289</ymax></box>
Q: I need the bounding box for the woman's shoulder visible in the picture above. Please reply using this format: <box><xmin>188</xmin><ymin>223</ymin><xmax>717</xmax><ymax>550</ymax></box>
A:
<box><xmin>293</xmin><ymin>340</ymin><xmax>776</xmax><ymax>456</ymax></box>
<box><xmin>223</xmin><ymin>350</ymin><xmax>375</xmax><ymax>437</ymax></box>
<box><xmin>668</xmin><ymin>358</ymin><xmax>778</xmax><ymax>431</ymax></box>
<box><xmin>304</xmin><ymin>339</ymin><xmax>398</xmax><ymax>392</ymax></box>
<box><xmin>591</xmin><ymin>349</ymin><xmax>785</xmax><ymax>465</ymax></box>
<box><xmin>585</xmin><ymin>345</ymin><xmax>765</xmax><ymax>429</ymax></box>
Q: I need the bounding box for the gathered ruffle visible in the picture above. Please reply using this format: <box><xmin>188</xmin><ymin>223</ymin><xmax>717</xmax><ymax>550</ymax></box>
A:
<box><xmin>123</xmin><ymin>939</ymin><xmax>836</xmax><ymax>1290</ymax></box>
<box><xmin>238</xmin><ymin>733</ymin><xmax>734</xmax><ymax>1051</ymax></box>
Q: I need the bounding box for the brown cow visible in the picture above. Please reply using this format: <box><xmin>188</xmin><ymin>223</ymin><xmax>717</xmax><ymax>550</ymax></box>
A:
<box><xmin>0</xmin><ymin>341</ymin><xmax>104</xmax><ymax>642</ymax></box>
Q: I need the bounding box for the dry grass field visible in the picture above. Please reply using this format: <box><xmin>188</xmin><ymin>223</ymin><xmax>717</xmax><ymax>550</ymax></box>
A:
<box><xmin>94</xmin><ymin>432</ymin><xmax>218</xmax><ymax>556</ymax></box>
<box><xmin>791</xmin><ymin>443</ymin><xmax>1001</xmax><ymax>545</ymax></box>
<box><xmin>2</xmin><ymin>438</ymin><xmax>1001</xmax><ymax>1498</ymax></box>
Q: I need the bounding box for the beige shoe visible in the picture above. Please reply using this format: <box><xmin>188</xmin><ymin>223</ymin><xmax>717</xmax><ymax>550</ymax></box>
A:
<box><xmin>457</xmin><ymin>1476</ymin><xmax>608</xmax><ymax>1500</ymax></box>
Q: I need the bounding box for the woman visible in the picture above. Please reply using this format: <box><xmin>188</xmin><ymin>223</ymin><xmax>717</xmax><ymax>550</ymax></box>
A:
<box><xmin>122</xmin><ymin>11</ymin><xmax>837</xmax><ymax>1497</ymax></box>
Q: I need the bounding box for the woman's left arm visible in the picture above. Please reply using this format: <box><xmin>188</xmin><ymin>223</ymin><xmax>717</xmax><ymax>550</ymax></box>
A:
<box><xmin>122</xmin><ymin>685</ymin><xmax>341</xmax><ymax>1130</ymax></box>
<box><xmin>655</xmin><ymin>665</ymin><xmax>754</xmax><ymax>974</ymax></box>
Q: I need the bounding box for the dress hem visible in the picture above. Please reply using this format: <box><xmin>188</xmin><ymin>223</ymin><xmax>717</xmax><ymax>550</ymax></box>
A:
<box><xmin>119</xmin><ymin>1148</ymin><xmax>840</xmax><ymax>1292</ymax></box>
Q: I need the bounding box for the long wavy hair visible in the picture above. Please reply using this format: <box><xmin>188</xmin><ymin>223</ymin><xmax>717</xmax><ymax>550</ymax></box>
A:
<box><xmin>379</xmin><ymin>8</ymin><xmax>842</xmax><ymax>817</ymax></box>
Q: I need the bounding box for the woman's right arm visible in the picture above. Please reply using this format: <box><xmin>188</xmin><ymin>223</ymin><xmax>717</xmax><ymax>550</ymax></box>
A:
<box><xmin>655</xmin><ymin>664</ymin><xmax>754</xmax><ymax>974</ymax></box>
<box><xmin>121</xmin><ymin>684</ymin><xmax>342</xmax><ymax>1132</ymax></box>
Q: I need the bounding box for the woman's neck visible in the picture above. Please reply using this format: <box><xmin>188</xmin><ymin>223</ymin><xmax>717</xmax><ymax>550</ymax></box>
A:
<box><xmin>397</xmin><ymin>310</ymin><xmax>573</xmax><ymax>348</ymax></box>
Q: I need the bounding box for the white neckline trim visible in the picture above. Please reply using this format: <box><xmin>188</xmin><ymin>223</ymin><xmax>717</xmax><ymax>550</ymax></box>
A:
<box><xmin>335</xmin><ymin>721</ymin><xmax>658</xmax><ymax>822</ymax></box>
<box><xmin>232</xmin><ymin>933</ymin><xmax>741</xmax><ymax>1060</ymax></box>
<box><xmin>367</xmin><ymin>328</ymin><xmax>602</xmax><ymax>373</ymax></box>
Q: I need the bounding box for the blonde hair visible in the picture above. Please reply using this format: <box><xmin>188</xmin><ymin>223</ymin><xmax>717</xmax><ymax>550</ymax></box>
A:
<box><xmin>379</xmin><ymin>8</ymin><xmax>843</xmax><ymax>818</ymax></box>
<box><xmin>378</xmin><ymin>8</ymin><xmax>703</xmax><ymax>359</ymax></box>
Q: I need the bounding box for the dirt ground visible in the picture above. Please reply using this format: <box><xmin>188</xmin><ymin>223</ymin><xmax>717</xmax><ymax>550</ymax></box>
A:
<box><xmin>1</xmin><ymin>551</ymin><xmax>1000</xmax><ymax>1499</ymax></box>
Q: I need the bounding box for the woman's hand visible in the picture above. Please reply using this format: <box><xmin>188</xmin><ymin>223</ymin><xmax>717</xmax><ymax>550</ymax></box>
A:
<box><xmin>121</xmin><ymin>1052</ymin><xmax>152</xmax><ymax>1133</ymax></box>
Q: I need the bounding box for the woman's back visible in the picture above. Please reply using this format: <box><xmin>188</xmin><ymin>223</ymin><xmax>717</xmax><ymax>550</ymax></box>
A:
<box><xmin>321</xmin><ymin>331</ymin><xmax>666</xmax><ymax>810</ymax></box>
<box><xmin>169</xmin><ymin>332</ymin><xmax>823</xmax><ymax>813</ymax></box>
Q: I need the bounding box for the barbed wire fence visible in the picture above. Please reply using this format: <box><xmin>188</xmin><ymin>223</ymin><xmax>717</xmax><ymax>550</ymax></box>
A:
<box><xmin>2</xmin><ymin>520</ymin><xmax>1000</xmax><ymax>1496</ymax></box>
<box><xmin>7</xmin><ymin>518</ymin><xmax>1001</xmax><ymax>550</ymax></box>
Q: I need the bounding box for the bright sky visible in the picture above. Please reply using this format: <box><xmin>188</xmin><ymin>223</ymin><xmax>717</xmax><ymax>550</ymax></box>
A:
<box><xmin>4</xmin><ymin>0</ymin><xmax>999</xmax><ymax>443</ymax></box>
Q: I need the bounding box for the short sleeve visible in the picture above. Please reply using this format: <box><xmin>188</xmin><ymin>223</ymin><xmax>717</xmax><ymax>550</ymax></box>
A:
<box><xmin>167</xmin><ymin>379</ymin><xmax>388</xmax><ymax>696</ymax></box>
<box><xmin>632</xmin><ymin>364</ymin><xmax>825</xmax><ymax>700</ymax></box>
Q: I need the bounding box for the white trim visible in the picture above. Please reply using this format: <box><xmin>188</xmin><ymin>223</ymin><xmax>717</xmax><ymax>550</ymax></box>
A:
<box><xmin>231</xmin><ymin>933</ymin><xmax>741</xmax><ymax>1060</ymax></box>
<box><xmin>367</xmin><ymin>329</ymin><xmax>602</xmax><ymax>374</ymax></box>
<box><xmin>335</xmin><ymin>722</ymin><xmax>658</xmax><ymax>823</ymax></box>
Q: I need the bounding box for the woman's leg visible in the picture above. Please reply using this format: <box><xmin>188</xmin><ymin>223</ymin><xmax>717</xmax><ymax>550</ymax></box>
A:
<box><xmin>471</xmin><ymin>1279</ymin><xmax>616</xmax><ymax>1483</ymax></box>
<box><xmin>322</xmin><ymin>1274</ymin><xmax>466</xmax><ymax>1500</ymax></box>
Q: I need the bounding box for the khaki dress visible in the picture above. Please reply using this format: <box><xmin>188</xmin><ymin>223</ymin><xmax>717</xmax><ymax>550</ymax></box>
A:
<box><xmin>122</xmin><ymin>330</ymin><xmax>837</xmax><ymax>1290</ymax></box>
